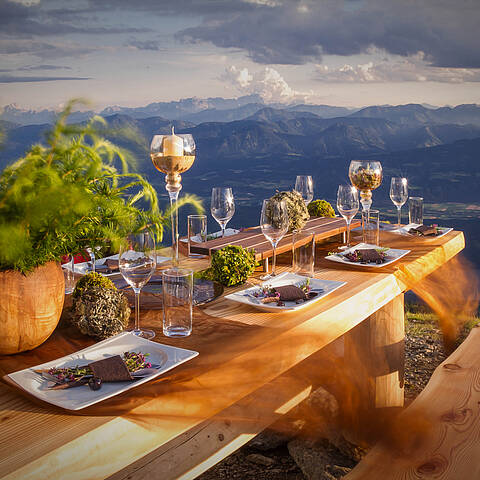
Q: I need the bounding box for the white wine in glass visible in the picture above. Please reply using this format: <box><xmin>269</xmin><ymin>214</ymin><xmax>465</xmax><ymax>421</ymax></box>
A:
<box><xmin>211</xmin><ymin>187</ymin><xmax>235</xmax><ymax>237</ymax></box>
<box><xmin>119</xmin><ymin>232</ymin><xmax>157</xmax><ymax>339</ymax></box>
<box><xmin>260</xmin><ymin>199</ymin><xmax>289</xmax><ymax>279</ymax></box>
<box><xmin>390</xmin><ymin>177</ymin><xmax>408</xmax><ymax>225</ymax></box>
<box><xmin>337</xmin><ymin>185</ymin><xmax>359</xmax><ymax>249</ymax></box>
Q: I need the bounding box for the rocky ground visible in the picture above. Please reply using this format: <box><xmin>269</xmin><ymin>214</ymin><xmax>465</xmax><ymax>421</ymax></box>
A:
<box><xmin>198</xmin><ymin>306</ymin><xmax>478</xmax><ymax>480</ymax></box>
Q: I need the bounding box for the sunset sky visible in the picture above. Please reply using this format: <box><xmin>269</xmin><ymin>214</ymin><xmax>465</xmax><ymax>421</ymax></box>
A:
<box><xmin>1</xmin><ymin>0</ymin><xmax>479</xmax><ymax>110</ymax></box>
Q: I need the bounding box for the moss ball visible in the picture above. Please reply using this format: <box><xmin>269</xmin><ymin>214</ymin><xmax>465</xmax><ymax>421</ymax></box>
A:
<box><xmin>269</xmin><ymin>190</ymin><xmax>310</xmax><ymax>232</ymax></box>
<box><xmin>308</xmin><ymin>199</ymin><xmax>336</xmax><ymax>218</ymax></box>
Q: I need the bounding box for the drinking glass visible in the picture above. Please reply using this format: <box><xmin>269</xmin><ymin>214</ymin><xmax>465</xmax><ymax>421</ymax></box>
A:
<box><xmin>295</xmin><ymin>175</ymin><xmax>314</xmax><ymax>205</ymax></box>
<box><xmin>409</xmin><ymin>197</ymin><xmax>423</xmax><ymax>225</ymax></box>
<box><xmin>211</xmin><ymin>187</ymin><xmax>235</xmax><ymax>238</ymax></box>
<box><xmin>187</xmin><ymin>214</ymin><xmax>207</xmax><ymax>258</ymax></box>
<box><xmin>337</xmin><ymin>185</ymin><xmax>359</xmax><ymax>249</ymax></box>
<box><xmin>162</xmin><ymin>268</ymin><xmax>193</xmax><ymax>337</ymax></box>
<box><xmin>390</xmin><ymin>177</ymin><xmax>408</xmax><ymax>225</ymax></box>
<box><xmin>362</xmin><ymin>209</ymin><xmax>380</xmax><ymax>245</ymax></box>
<box><xmin>119</xmin><ymin>232</ymin><xmax>157</xmax><ymax>339</ymax></box>
<box><xmin>292</xmin><ymin>231</ymin><xmax>315</xmax><ymax>276</ymax></box>
<box><xmin>85</xmin><ymin>247</ymin><xmax>95</xmax><ymax>273</ymax></box>
<box><xmin>62</xmin><ymin>254</ymin><xmax>75</xmax><ymax>294</ymax></box>
<box><xmin>260</xmin><ymin>199</ymin><xmax>289</xmax><ymax>279</ymax></box>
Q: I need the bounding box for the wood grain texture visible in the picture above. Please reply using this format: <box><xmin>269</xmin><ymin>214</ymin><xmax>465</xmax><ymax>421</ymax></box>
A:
<box><xmin>345</xmin><ymin>326</ymin><xmax>480</xmax><ymax>480</ymax></box>
<box><xmin>0</xmin><ymin>231</ymin><xmax>466</xmax><ymax>480</ymax></box>
<box><xmin>0</xmin><ymin>262</ymin><xmax>64</xmax><ymax>355</ymax></box>
<box><xmin>188</xmin><ymin>216</ymin><xmax>361</xmax><ymax>260</ymax></box>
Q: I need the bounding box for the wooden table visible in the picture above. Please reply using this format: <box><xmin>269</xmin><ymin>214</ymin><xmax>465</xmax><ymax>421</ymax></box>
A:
<box><xmin>0</xmin><ymin>230</ymin><xmax>465</xmax><ymax>480</ymax></box>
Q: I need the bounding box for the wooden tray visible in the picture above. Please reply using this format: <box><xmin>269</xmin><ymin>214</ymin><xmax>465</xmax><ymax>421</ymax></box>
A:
<box><xmin>186</xmin><ymin>217</ymin><xmax>361</xmax><ymax>262</ymax></box>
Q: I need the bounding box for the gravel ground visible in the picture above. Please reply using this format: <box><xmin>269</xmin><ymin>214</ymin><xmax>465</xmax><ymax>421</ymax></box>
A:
<box><xmin>197</xmin><ymin>309</ymin><xmax>477</xmax><ymax>480</ymax></box>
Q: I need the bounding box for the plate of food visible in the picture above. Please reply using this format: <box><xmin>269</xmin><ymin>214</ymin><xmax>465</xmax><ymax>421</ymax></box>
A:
<box><xmin>71</xmin><ymin>254</ymin><xmax>170</xmax><ymax>277</ymax></box>
<box><xmin>392</xmin><ymin>223</ymin><xmax>453</xmax><ymax>239</ymax></box>
<box><xmin>225</xmin><ymin>272</ymin><xmax>346</xmax><ymax>312</ymax></box>
<box><xmin>7</xmin><ymin>332</ymin><xmax>198</xmax><ymax>410</ymax></box>
<box><xmin>325</xmin><ymin>243</ymin><xmax>410</xmax><ymax>268</ymax></box>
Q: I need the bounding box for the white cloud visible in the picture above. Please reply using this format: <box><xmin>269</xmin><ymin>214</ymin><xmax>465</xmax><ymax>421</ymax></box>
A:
<box><xmin>315</xmin><ymin>53</ymin><xmax>480</xmax><ymax>84</ymax></box>
<box><xmin>220</xmin><ymin>65</ymin><xmax>309</xmax><ymax>103</ymax></box>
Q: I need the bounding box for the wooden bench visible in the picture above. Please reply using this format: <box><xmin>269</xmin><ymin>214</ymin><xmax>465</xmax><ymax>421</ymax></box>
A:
<box><xmin>345</xmin><ymin>325</ymin><xmax>480</xmax><ymax>480</ymax></box>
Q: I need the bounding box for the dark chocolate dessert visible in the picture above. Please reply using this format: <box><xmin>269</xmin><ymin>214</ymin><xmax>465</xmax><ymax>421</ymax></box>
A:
<box><xmin>344</xmin><ymin>248</ymin><xmax>387</xmax><ymax>264</ymax></box>
<box><xmin>274</xmin><ymin>285</ymin><xmax>307</xmax><ymax>301</ymax></box>
<box><xmin>409</xmin><ymin>225</ymin><xmax>438</xmax><ymax>236</ymax></box>
<box><xmin>89</xmin><ymin>355</ymin><xmax>133</xmax><ymax>382</ymax></box>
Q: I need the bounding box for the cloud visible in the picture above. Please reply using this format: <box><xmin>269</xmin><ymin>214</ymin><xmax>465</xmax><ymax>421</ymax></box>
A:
<box><xmin>0</xmin><ymin>75</ymin><xmax>90</xmax><ymax>83</ymax></box>
<box><xmin>18</xmin><ymin>64</ymin><xmax>72</xmax><ymax>71</ymax></box>
<box><xmin>315</xmin><ymin>53</ymin><xmax>480</xmax><ymax>83</ymax></box>
<box><xmin>125</xmin><ymin>38</ymin><xmax>163</xmax><ymax>51</ymax></box>
<box><xmin>176</xmin><ymin>0</ymin><xmax>480</xmax><ymax>69</ymax></box>
<box><xmin>220</xmin><ymin>65</ymin><xmax>308</xmax><ymax>103</ymax></box>
<box><xmin>0</xmin><ymin>38</ymin><xmax>98</xmax><ymax>59</ymax></box>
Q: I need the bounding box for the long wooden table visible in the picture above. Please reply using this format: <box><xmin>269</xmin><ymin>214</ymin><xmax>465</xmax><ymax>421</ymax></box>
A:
<box><xmin>0</xmin><ymin>230</ymin><xmax>466</xmax><ymax>480</ymax></box>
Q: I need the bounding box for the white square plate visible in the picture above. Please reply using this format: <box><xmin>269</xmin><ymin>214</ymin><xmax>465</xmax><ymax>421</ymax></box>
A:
<box><xmin>325</xmin><ymin>243</ymin><xmax>410</xmax><ymax>268</ymax></box>
<box><xmin>71</xmin><ymin>254</ymin><xmax>170</xmax><ymax>277</ymax></box>
<box><xmin>225</xmin><ymin>272</ymin><xmax>346</xmax><ymax>312</ymax></box>
<box><xmin>392</xmin><ymin>223</ymin><xmax>453</xmax><ymax>239</ymax></box>
<box><xmin>8</xmin><ymin>332</ymin><xmax>198</xmax><ymax>411</ymax></box>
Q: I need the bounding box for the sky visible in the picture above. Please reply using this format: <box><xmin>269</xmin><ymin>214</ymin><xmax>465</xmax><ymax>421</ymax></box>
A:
<box><xmin>1</xmin><ymin>0</ymin><xmax>479</xmax><ymax>110</ymax></box>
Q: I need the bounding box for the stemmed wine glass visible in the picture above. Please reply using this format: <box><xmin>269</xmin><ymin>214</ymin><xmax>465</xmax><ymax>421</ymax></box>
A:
<box><xmin>295</xmin><ymin>175</ymin><xmax>314</xmax><ymax>205</ymax></box>
<box><xmin>211</xmin><ymin>187</ymin><xmax>235</xmax><ymax>237</ymax></box>
<box><xmin>119</xmin><ymin>232</ymin><xmax>157</xmax><ymax>339</ymax></box>
<box><xmin>390</xmin><ymin>177</ymin><xmax>408</xmax><ymax>225</ymax></box>
<box><xmin>337</xmin><ymin>185</ymin><xmax>359</xmax><ymax>249</ymax></box>
<box><xmin>260</xmin><ymin>199</ymin><xmax>289</xmax><ymax>279</ymax></box>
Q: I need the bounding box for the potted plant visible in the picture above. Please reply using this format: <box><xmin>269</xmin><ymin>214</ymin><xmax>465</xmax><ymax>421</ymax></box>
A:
<box><xmin>0</xmin><ymin>102</ymin><xmax>202</xmax><ymax>354</ymax></box>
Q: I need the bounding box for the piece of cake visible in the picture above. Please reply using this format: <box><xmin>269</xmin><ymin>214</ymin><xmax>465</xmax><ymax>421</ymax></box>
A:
<box><xmin>274</xmin><ymin>285</ymin><xmax>307</xmax><ymax>301</ymax></box>
<box><xmin>409</xmin><ymin>225</ymin><xmax>437</xmax><ymax>236</ymax></box>
<box><xmin>88</xmin><ymin>355</ymin><xmax>133</xmax><ymax>382</ymax></box>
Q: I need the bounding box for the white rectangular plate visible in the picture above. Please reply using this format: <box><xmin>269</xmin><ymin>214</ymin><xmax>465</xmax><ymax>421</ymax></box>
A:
<box><xmin>325</xmin><ymin>243</ymin><xmax>410</xmax><ymax>268</ymax></box>
<box><xmin>71</xmin><ymin>254</ymin><xmax>170</xmax><ymax>277</ymax></box>
<box><xmin>8</xmin><ymin>332</ymin><xmax>198</xmax><ymax>411</ymax></box>
<box><xmin>392</xmin><ymin>223</ymin><xmax>453</xmax><ymax>239</ymax></box>
<box><xmin>180</xmin><ymin>228</ymin><xmax>240</xmax><ymax>243</ymax></box>
<box><xmin>225</xmin><ymin>272</ymin><xmax>346</xmax><ymax>312</ymax></box>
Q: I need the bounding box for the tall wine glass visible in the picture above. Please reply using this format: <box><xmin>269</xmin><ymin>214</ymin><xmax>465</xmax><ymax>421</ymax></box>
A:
<box><xmin>119</xmin><ymin>232</ymin><xmax>157</xmax><ymax>339</ymax></box>
<box><xmin>390</xmin><ymin>177</ymin><xmax>408</xmax><ymax>225</ymax></box>
<box><xmin>348</xmin><ymin>160</ymin><xmax>382</xmax><ymax>212</ymax></box>
<box><xmin>337</xmin><ymin>185</ymin><xmax>359</xmax><ymax>249</ymax></box>
<box><xmin>211</xmin><ymin>187</ymin><xmax>235</xmax><ymax>237</ymax></box>
<box><xmin>260</xmin><ymin>199</ymin><xmax>289</xmax><ymax>279</ymax></box>
<box><xmin>295</xmin><ymin>175</ymin><xmax>314</xmax><ymax>205</ymax></box>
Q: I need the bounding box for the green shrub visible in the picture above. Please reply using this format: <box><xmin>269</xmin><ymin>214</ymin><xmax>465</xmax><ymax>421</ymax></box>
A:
<box><xmin>206</xmin><ymin>245</ymin><xmax>256</xmax><ymax>287</ymax></box>
<box><xmin>308</xmin><ymin>199</ymin><xmax>335</xmax><ymax>218</ymax></box>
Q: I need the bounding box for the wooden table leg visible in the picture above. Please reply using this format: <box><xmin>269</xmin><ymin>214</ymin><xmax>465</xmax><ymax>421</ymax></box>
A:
<box><xmin>343</xmin><ymin>294</ymin><xmax>405</xmax><ymax>443</ymax></box>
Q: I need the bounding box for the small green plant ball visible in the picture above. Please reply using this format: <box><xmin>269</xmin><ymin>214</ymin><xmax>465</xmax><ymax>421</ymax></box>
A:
<box><xmin>269</xmin><ymin>190</ymin><xmax>309</xmax><ymax>232</ymax></box>
<box><xmin>308</xmin><ymin>199</ymin><xmax>336</xmax><ymax>218</ymax></box>
<box><xmin>211</xmin><ymin>245</ymin><xmax>256</xmax><ymax>287</ymax></box>
<box><xmin>73</xmin><ymin>272</ymin><xmax>116</xmax><ymax>299</ymax></box>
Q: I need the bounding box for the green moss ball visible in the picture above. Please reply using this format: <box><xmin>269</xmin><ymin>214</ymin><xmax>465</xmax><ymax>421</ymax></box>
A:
<box><xmin>307</xmin><ymin>199</ymin><xmax>335</xmax><ymax>218</ymax></box>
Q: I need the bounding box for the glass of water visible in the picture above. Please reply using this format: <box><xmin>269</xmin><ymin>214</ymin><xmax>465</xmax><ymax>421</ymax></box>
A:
<box><xmin>409</xmin><ymin>197</ymin><xmax>423</xmax><ymax>225</ymax></box>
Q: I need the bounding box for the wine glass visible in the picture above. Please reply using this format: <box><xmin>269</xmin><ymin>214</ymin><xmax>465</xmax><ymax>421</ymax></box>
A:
<box><xmin>119</xmin><ymin>232</ymin><xmax>157</xmax><ymax>339</ymax></box>
<box><xmin>348</xmin><ymin>160</ymin><xmax>382</xmax><ymax>212</ymax></box>
<box><xmin>390</xmin><ymin>177</ymin><xmax>408</xmax><ymax>225</ymax></box>
<box><xmin>211</xmin><ymin>187</ymin><xmax>235</xmax><ymax>237</ymax></box>
<box><xmin>337</xmin><ymin>185</ymin><xmax>359</xmax><ymax>249</ymax></box>
<box><xmin>85</xmin><ymin>247</ymin><xmax>95</xmax><ymax>273</ymax></box>
<box><xmin>260</xmin><ymin>199</ymin><xmax>289</xmax><ymax>279</ymax></box>
<box><xmin>295</xmin><ymin>175</ymin><xmax>314</xmax><ymax>205</ymax></box>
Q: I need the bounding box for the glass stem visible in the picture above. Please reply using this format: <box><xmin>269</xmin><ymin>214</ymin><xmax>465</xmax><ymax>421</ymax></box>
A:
<box><xmin>346</xmin><ymin>219</ymin><xmax>351</xmax><ymax>247</ymax></box>
<box><xmin>133</xmin><ymin>288</ymin><xmax>141</xmax><ymax>332</ymax></box>
<box><xmin>272</xmin><ymin>243</ymin><xmax>277</xmax><ymax>276</ymax></box>
<box><xmin>397</xmin><ymin>206</ymin><xmax>402</xmax><ymax>226</ymax></box>
<box><xmin>89</xmin><ymin>249</ymin><xmax>95</xmax><ymax>273</ymax></box>
<box><xmin>221</xmin><ymin>223</ymin><xmax>226</xmax><ymax>238</ymax></box>
<box><xmin>169</xmin><ymin>191</ymin><xmax>179</xmax><ymax>266</ymax></box>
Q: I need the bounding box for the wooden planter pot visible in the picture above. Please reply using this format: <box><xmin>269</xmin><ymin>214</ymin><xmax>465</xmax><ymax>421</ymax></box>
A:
<box><xmin>0</xmin><ymin>262</ymin><xmax>65</xmax><ymax>355</ymax></box>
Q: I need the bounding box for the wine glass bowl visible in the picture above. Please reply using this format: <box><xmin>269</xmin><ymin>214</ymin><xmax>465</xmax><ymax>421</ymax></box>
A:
<box><xmin>211</xmin><ymin>187</ymin><xmax>235</xmax><ymax>237</ymax></box>
<box><xmin>295</xmin><ymin>175</ymin><xmax>314</xmax><ymax>205</ymax></box>
<box><xmin>119</xmin><ymin>232</ymin><xmax>157</xmax><ymax>339</ymax></box>
<box><xmin>348</xmin><ymin>160</ymin><xmax>382</xmax><ymax>212</ymax></box>
<box><xmin>390</xmin><ymin>177</ymin><xmax>408</xmax><ymax>225</ymax></box>
<box><xmin>337</xmin><ymin>185</ymin><xmax>359</xmax><ymax>249</ymax></box>
<box><xmin>260</xmin><ymin>199</ymin><xmax>289</xmax><ymax>279</ymax></box>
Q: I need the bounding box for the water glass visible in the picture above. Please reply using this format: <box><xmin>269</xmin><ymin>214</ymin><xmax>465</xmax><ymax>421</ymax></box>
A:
<box><xmin>292</xmin><ymin>231</ymin><xmax>315</xmax><ymax>276</ymax></box>
<box><xmin>409</xmin><ymin>197</ymin><xmax>423</xmax><ymax>225</ymax></box>
<box><xmin>362</xmin><ymin>209</ymin><xmax>380</xmax><ymax>245</ymax></box>
<box><xmin>62</xmin><ymin>254</ymin><xmax>75</xmax><ymax>294</ymax></box>
<box><xmin>211</xmin><ymin>187</ymin><xmax>235</xmax><ymax>237</ymax></box>
<box><xmin>162</xmin><ymin>268</ymin><xmax>193</xmax><ymax>337</ymax></box>
<box><xmin>187</xmin><ymin>214</ymin><xmax>207</xmax><ymax>258</ymax></box>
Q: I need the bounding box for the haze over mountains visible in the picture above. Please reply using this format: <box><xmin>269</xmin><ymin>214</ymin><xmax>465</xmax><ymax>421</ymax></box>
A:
<box><xmin>1</xmin><ymin>97</ymin><xmax>479</xmax><ymax>265</ymax></box>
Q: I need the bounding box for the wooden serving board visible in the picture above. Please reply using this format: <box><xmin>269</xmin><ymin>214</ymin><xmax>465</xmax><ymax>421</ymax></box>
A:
<box><xmin>187</xmin><ymin>216</ymin><xmax>361</xmax><ymax>261</ymax></box>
